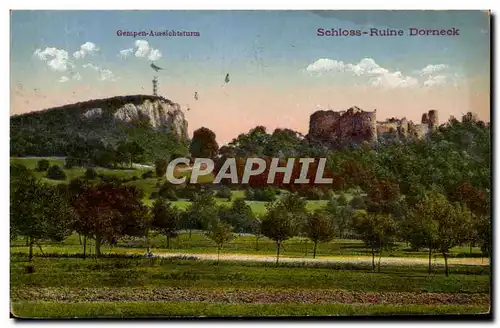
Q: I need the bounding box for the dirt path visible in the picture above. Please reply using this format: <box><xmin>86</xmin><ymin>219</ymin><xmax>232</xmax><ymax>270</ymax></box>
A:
<box><xmin>155</xmin><ymin>252</ymin><xmax>489</xmax><ymax>266</ymax></box>
<box><xmin>12</xmin><ymin>287</ymin><xmax>489</xmax><ymax>305</ymax></box>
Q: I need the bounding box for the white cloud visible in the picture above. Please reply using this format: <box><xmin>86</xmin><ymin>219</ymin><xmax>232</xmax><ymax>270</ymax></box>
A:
<box><xmin>82</xmin><ymin>63</ymin><xmax>100</xmax><ymax>71</ymax></box>
<box><xmin>372</xmin><ymin>71</ymin><xmax>419</xmax><ymax>88</ymax></box>
<box><xmin>73</xmin><ymin>42</ymin><xmax>100</xmax><ymax>59</ymax></box>
<box><xmin>148</xmin><ymin>48</ymin><xmax>162</xmax><ymax>61</ymax></box>
<box><xmin>135</xmin><ymin>40</ymin><xmax>150</xmax><ymax>58</ymax></box>
<box><xmin>59</xmin><ymin>76</ymin><xmax>70</xmax><ymax>83</ymax></box>
<box><xmin>419</xmin><ymin>64</ymin><xmax>448</xmax><ymax>76</ymax></box>
<box><xmin>119</xmin><ymin>40</ymin><xmax>162</xmax><ymax>61</ymax></box>
<box><xmin>305</xmin><ymin>57</ymin><xmax>416</xmax><ymax>88</ymax></box>
<box><xmin>34</xmin><ymin>47</ymin><xmax>72</xmax><ymax>72</ymax></box>
<box><xmin>305</xmin><ymin>58</ymin><xmax>345</xmax><ymax>72</ymax></box>
<box><xmin>99</xmin><ymin>69</ymin><xmax>116</xmax><ymax>81</ymax></box>
<box><xmin>423</xmin><ymin>75</ymin><xmax>447</xmax><ymax>87</ymax></box>
<box><xmin>72</xmin><ymin>72</ymin><xmax>82</xmax><ymax>81</ymax></box>
<box><xmin>118</xmin><ymin>48</ymin><xmax>134</xmax><ymax>59</ymax></box>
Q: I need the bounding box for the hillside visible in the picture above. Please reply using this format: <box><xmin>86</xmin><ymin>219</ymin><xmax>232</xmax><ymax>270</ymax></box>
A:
<box><xmin>10</xmin><ymin>95</ymin><xmax>189</xmax><ymax>163</ymax></box>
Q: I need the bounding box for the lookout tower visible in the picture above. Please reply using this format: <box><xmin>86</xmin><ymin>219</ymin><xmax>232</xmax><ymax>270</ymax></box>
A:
<box><xmin>152</xmin><ymin>76</ymin><xmax>158</xmax><ymax>96</ymax></box>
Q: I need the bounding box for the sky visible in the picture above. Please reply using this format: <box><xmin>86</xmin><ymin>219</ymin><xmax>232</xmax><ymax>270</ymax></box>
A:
<box><xmin>10</xmin><ymin>10</ymin><xmax>490</xmax><ymax>144</ymax></box>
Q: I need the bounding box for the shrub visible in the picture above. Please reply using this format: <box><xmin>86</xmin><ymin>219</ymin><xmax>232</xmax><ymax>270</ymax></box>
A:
<box><xmin>215</xmin><ymin>186</ymin><xmax>232</xmax><ymax>199</ymax></box>
<box><xmin>299</xmin><ymin>187</ymin><xmax>325</xmax><ymax>200</ymax></box>
<box><xmin>36</xmin><ymin>159</ymin><xmax>50</xmax><ymax>172</ymax></box>
<box><xmin>350</xmin><ymin>195</ymin><xmax>366</xmax><ymax>210</ymax></box>
<box><xmin>84</xmin><ymin>167</ymin><xmax>98</xmax><ymax>180</ymax></box>
<box><xmin>247</xmin><ymin>187</ymin><xmax>277</xmax><ymax>201</ymax></box>
<box><xmin>46</xmin><ymin>165</ymin><xmax>66</xmax><ymax>180</ymax></box>
<box><xmin>142</xmin><ymin>170</ymin><xmax>155</xmax><ymax>179</ymax></box>
<box><xmin>64</xmin><ymin>156</ymin><xmax>78</xmax><ymax>169</ymax></box>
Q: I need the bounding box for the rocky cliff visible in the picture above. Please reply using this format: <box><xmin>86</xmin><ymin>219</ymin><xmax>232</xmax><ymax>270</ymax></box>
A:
<box><xmin>10</xmin><ymin>95</ymin><xmax>189</xmax><ymax>160</ymax></box>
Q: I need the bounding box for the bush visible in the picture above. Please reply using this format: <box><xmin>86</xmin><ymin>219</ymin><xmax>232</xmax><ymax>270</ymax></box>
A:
<box><xmin>142</xmin><ymin>170</ymin><xmax>155</xmax><ymax>179</ymax></box>
<box><xmin>84</xmin><ymin>167</ymin><xmax>98</xmax><ymax>180</ymax></box>
<box><xmin>36</xmin><ymin>159</ymin><xmax>50</xmax><ymax>172</ymax></box>
<box><xmin>215</xmin><ymin>186</ymin><xmax>232</xmax><ymax>199</ymax></box>
<box><xmin>64</xmin><ymin>156</ymin><xmax>78</xmax><ymax>169</ymax></box>
<box><xmin>299</xmin><ymin>187</ymin><xmax>325</xmax><ymax>200</ymax></box>
<box><xmin>349</xmin><ymin>195</ymin><xmax>366</xmax><ymax>210</ymax></box>
<box><xmin>46</xmin><ymin>165</ymin><xmax>66</xmax><ymax>180</ymax></box>
<box><xmin>246</xmin><ymin>187</ymin><xmax>277</xmax><ymax>201</ymax></box>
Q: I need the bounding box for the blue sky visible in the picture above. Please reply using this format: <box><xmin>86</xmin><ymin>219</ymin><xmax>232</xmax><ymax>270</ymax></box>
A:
<box><xmin>10</xmin><ymin>10</ymin><xmax>490</xmax><ymax>143</ymax></box>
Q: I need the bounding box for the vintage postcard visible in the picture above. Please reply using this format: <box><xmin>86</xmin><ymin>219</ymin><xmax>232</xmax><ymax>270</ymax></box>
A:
<box><xmin>10</xmin><ymin>10</ymin><xmax>491</xmax><ymax>319</ymax></box>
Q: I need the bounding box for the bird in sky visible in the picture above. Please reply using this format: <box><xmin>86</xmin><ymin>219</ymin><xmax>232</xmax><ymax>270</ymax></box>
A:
<box><xmin>150</xmin><ymin>62</ymin><xmax>164</xmax><ymax>72</ymax></box>
<box><xmin>194</xmin><ymin>92</ymin><xmax>198</xmax><ymax>100</ymax></box>
<box><xmin>224</xmin><ymin>73</ymin><xmax>230</xmax><ymax>83</ymax></box>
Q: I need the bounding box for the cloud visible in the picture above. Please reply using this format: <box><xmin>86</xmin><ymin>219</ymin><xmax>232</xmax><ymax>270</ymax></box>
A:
<box><xmin>148</xmin><ymin>49</ymin><xmax>162</xmax><ymax>61</ymax></box>
<box><xmin>73</xmin><ymin>42</ymin><xmax>100</xmax><ymax>59</ymax></box>
<box><xmin>98</xmin><ymin>69</ymin><xmax>116</xmax><ymax>81</ymax></box>
<box><xmin>305</xmin><ymin>57</ymin><xmax>416</xmax><ymax>88</ymax></box>
<box><xmin>423</xmin><ymin>75</ymin><xmax>447</xmax><ymax>87</ymax></box>
<box><xmin>72</xmin><ymin>72</ymin><xmax>82</xmax><ymax>81</ymax></box>
<box><xmin>305</xmin><ymin>58</ymin><xmax>345</xmax><ymax>72</ymax></box>
<box><xmin>371</xmin><ymin>71</ymin><xmax>419</xmax><ymax>88</ymax></box>
<box><xmin>419</xmin><ymin>64</ymin><xmax>448</xmax><ymax>76</ymax></box>
<box><xmin>119</xmin><ymin>40</ymin><xmax>163</xmax><ymax>61</ymax></box>
<box><xmin>34</xmin><ymin>47</ymin><xmax>73</xmax><ymax>72</ymax></box>
<box><xmin>134</xmin><ymin>40</ymin><xmax>150</xmax><ymax>58</ymax></box>
<box><xmin>59</xmin><ymin>76</ymin><xmax>70</xmax><ymax>83</ymax></box>
<box><xmin>82</xmin><ymin>63</ymin><xmax>100</xmax><ymax>71</ymax></box>
<box><xmin>118</xmin><ymin>48</ymin><xmax>134</xmax><ymax>59</ymax></box>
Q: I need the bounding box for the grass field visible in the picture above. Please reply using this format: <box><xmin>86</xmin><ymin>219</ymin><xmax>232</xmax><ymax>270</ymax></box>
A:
<box><xmin>10</xmin><ymin>157</ymin><xmax>491</xmax><ymax>318</ymax></box>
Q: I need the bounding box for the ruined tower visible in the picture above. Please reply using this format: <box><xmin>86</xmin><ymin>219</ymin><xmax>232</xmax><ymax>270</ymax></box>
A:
<box><xmin>427</xmin><ymin>110</ymin><xmax>439</xmax><ymax>130</ymax></box>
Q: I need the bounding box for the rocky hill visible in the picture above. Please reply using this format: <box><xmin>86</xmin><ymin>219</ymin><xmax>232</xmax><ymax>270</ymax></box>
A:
<box><xmin>10</xmin><ymin>95</ymin><xmax>189</xmax><ymax>162</ymax></box>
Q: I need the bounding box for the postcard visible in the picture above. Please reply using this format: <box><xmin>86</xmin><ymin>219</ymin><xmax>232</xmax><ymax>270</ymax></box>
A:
<box><xmin>10</xmin><ymin>10</ymin><xmax>491</xmax><ymax>319</ymax></box>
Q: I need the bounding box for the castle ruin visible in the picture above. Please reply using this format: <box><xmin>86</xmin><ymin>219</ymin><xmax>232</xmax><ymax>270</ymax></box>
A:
<box><xmin>307</xmin><ymin>107</ymin><xmax>438</xmax><ymax>148</ymax></box>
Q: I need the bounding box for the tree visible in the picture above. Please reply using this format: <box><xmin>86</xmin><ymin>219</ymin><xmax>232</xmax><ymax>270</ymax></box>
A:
<box><xmin>36</xmin><ymin>159</ymin><xmax>50</xmax><ymax>172</ymax></box>
<box><xmin>189</xmin><ymin>127</ymin><xmax>219</xmax><ymax>158</ymax></box>
<box><xmin>218</xmin><ymin>198</ymin><xmax>255</xmax><ymax>233</ymax></box>
<box><xmin>151</xmin><ymin>199</ymin><xmax>180</xmax><ymax>249</ymax></box>
<box><xmin>72</xmin><ymin>182</ymin><xmax>149</xmax><ymax>257</ymax></box>
<box><xmin>10</xmin><ymin>177</ymin><xmax>74</xmax><ymax>261</ymax></box>
<box><xmin>84</xmin><ymin>167</ymin><xmax>98</xmax><ymax>180</ymax></box>
<box><xmin>261</xmin><ymin>202</ymin><xmax>297</xmax><ymax>264</ymax></box>
<box><xmin>409</xmin><ymin>190</ymin><xmax>472</xmax><ymax>276</ymax></box>
<box><xmin>205</xmin><ymin>219</ymin><xmax>234</xmax><ymax>264</ymax></box>
<box><xmin>304</xmin><ymin>210</ymin><xmax>335</xmax><ymax>258</ymax></box>
<box><xmin>155</xmin><ymin>158</ymin><xmax>168</xmax><ymax>177</ymax></box>
<box><xmin>182</xmin><ymin>190</ymin><xmax>218</xmax><ymax>238</ymax></box>
<box><xmin>351</xmin><ymin>212</ymin><xmax>397</xmax><ymax>272</ymax></box>
<box><xmin>46</xmin><ymin>165</ymin><xmax>66</xmax><ymax>180</ymax></box>
<box><xmin>250</xmin><ymin>217</ymin><xmax>263</xmax><ymax>251</ymax></box>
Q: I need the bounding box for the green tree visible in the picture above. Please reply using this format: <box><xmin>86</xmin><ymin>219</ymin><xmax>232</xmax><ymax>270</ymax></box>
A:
<box><xmin>84</xmin><ymin>167</ymin><xmax>98</xmax><ymax>180</ymax></box>
<box><xmin>250</xmin><ymin>217</ymin><xmax>263</xmax><ymax>251</ymax></box>
<box><xmin>189</xmin><ymin>127</ymin><xmax>219</xmax><ymax>158</ymax></box>
<box><xmin>10</xmin><ymin>177</ymin><xmax>74</xmax><ymax>261</ymax></box>
<box><xmin>36</xmin><ymin>159</ymin><xmax>50</xmax><ymax>172</ymax></box>
<box><xmin>261</xmin><ymin>201</ymin><xmax>297</xmax><ymax>264</ymax></box>
<box><xmin>182</xmin><ymin>190</ymin><xmax>218</xmax><ymax>238</ymax></box>
<box><xmin>151</xmin><ymin>199</ymin><xmax>180</xmax><ymax>249</ymax></box>
<box><xmin>351</xmin><ymin>212</ymin><xmax>397</xmax><ymax>272</ymax></box>
<box><xmin>218</xmin><ymin>198</ymin><xmax>255</xmax><ymax>233</ymax></box>
<box><xmin>155</xmin><ymin>158</ymin><xmax>168</xmax><ymax>177</ymax></box>
<box><xmin>304</xmin><ymin>210</ymin><xmax>335</xmax><ymax>258</ymax></box>
<box><xmin>46</xmin><ymin>165</ymin><xmax>66</xmax><ymax>180</ymax></box>
<box><xmin>205</xmin><ymin>219</ymin><xmax>234</xmax><ymax>264</ymax></box>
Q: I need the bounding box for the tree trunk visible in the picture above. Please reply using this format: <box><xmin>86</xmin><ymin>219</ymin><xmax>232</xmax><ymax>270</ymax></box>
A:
<box><xmin>378</xmin><ymin>250</ymin><xmax>382</xmax><ymax>273</ymax></box>
<box><xmin>428</xmin><ymin>242</ymin><xmax>432</xmax><ymax>275</ymax></box>
<box><xmin>83</xmin><ymin>235</ymin><xmax>87</xmax><ymax>260</ymax></box>
<box><xmin>443</xmin><ymin>252</ymin><xmax>449</xmax><ymax>277</ymax></box>
<box><xmin>25</xmin><ymin>236</ymin><xmax>29</xmax><ymax>246</ymax></box>
<box><xmin>313</xmin><ymin>241</ymin><xmax>318</xmax><ymax>259</ymax></box>
<box><xmin>28</xmin><ymin>237</ymin><xmax>34</xmax><ymax>262</ymax></box>
<box><xmin>276</xmin><ymin>242</ymin><xmax>281</xmax><ymax>265</ymax></box>
<box><xmin>95</xmin><ymin>234</ymin><xmax>102</xmax><ymax>257</ymax></box>
<box><xmin>371</xmin><ymin>246</ymin><xmax>375</xmax><ymax>270</ymax></box>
